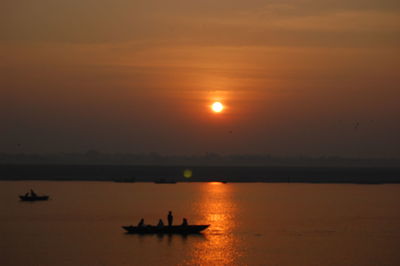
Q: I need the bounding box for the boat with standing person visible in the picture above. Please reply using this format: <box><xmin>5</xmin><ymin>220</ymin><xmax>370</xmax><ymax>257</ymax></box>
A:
<box><xmin>122</xmin><ymin>211</ymin><xmax>209</xmax><ymax>234</ymax></box>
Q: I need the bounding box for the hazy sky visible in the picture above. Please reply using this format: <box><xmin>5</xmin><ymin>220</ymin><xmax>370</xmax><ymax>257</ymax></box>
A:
<box><xmin>1</xmin><ymin>0</ymin><xmax>399</xmax><ymax>156</ymax></box>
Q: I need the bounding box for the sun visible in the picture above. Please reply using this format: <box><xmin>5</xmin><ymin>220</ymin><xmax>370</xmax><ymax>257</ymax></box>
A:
<box><xmin>211</xmin><ymin>102</ymin><xmax>224</xmax><ymax>113</ymax></box>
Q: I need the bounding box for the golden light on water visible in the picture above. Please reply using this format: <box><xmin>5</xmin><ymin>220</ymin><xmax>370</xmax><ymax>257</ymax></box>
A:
<box><xmin>186</xmin><ymin>182</ymin><xmax>240</xmax><ymax>265</ymax></box>
<box><xmin>209</xmin><ymin>181</ymin><xmax>224</xmax><ymax>185</ymax></box>
<box><xmin>211</xmin><ymin>102</ymin><xmax>224</xmax><ymax>113</ymax></box>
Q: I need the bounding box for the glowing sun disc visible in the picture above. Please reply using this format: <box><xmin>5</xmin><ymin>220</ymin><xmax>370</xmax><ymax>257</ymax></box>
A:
<box><xmin>211</xmin><ymin>102</ymin><xmax>224</xmax><ymax>112</ymax></box>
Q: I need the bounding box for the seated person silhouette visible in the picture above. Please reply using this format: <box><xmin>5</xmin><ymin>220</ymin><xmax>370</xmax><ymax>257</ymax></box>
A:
<box><xmin>182</xmin><ymin>218</ymin><xmax>188</xmax><ymax>226</ymax></box>
<box><xmin>157</xmin><ymin>219</ymin><xmax>164</xmax><ymax>227</ymax></box>
<box><xmin>137</xmin><ymin>218</ymin><xmax>144</xmax><ymax>227</ymax></box>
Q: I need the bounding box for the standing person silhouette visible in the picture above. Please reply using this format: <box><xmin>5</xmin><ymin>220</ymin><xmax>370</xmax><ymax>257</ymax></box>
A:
<box><xmin>167</xmin><ymin>211</ymin><xmax>173</xmax><ymax>227</ymax></box>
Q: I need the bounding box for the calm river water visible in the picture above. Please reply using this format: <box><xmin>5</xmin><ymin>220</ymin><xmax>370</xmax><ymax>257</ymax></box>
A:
<box><xmin>0</xmin><ymin>181</ymin><xmax>399</xmax><ymax>266</ymax></box>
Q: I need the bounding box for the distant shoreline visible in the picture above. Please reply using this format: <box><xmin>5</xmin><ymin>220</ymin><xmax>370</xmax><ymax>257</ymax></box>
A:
<box><xmin>1</xmin><ymin>165</ymin><xmax>399</xmax><ymax>184</ymax></box>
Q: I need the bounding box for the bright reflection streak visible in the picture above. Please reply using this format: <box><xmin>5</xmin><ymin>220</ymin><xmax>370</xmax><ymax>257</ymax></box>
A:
<box><xmin>184</xmin><ymin>183</ymin><xmax>240</xmax><ymax>265</ymax></box>
<box><xmin>209</xmin><ymin>181</ymin><xmax>224</xmax><ymax>185</ymax></box>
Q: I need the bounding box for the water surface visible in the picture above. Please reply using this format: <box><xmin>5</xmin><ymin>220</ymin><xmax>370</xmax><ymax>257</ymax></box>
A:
<box><xmin>1</xmin><ymin>182</ymin><xmax>399</xmax><ymax>265</ymax></box>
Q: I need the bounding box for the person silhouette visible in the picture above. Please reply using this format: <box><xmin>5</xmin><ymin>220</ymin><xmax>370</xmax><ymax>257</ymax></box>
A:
<box><xmin>182</xmin><ymin>218</ymin><xmax>188</xmax><ymax>226</ymax></box>
<box><xmin>138</xmin><ymin>218</ymin><xmax>144</xmax><ymax>227</ymax></box>
<box><xmin>167</xmin><ymin>211</ymin><xmax>173</xmax><ymax>226</ymax></box>
<box><xmin>30</xmin><ymin>189</ymin><xmax>37</xmax><ymax>197</ymax></box>
<box><xmin>157</xmin><ymin>219</ymin><xmax>164</xmax><ymax>227</ymax></box>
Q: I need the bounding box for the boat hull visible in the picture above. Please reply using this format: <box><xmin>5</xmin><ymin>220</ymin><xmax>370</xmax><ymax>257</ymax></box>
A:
<box><xmin>19</xmin><ymin>195</ymin><xmax>49</xmax><ymax>201</ymax></box>
<box><xmin>122</xmin><ymin>225</ymin><xmax>209</xmax><ymax>234</ymax></box>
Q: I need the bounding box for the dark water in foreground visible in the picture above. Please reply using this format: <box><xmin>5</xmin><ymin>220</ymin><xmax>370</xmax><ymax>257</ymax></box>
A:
<box><xmin>1</xmin><ymin>182</ymin><xmax>399</xmax><ymax>266</ymax></box>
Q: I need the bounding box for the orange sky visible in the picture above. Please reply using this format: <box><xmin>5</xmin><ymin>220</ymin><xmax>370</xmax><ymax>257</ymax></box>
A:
<box><xmin>1</xmin><ymin>0</ymin><xmax>399</xmax><ymax>156</ymax></box>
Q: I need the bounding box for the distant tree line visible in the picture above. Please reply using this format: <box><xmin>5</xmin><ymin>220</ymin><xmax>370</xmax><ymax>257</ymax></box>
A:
<box><xmin>0</xmin><ymin>151</ymin><xmax>399</xmax><ymax>167</ymax></box>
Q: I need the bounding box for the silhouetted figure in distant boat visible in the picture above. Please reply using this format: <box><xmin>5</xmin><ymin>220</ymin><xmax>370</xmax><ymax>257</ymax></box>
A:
<box><xmin>24</xmin><ymin>192</ymin><xmax>29</xmax><ymax>197</ymax></box>
<box><xmin>182</xmin><ymin>218</ymin><xmax>188</xmax><ymax>226</ymax></box>
<box><xmin>138</xmin><ymin>218</ymin><xmax>144</xmax><ymax>227</ymax></box>
<box><xmin>157</xmin><ymin>219</ymin><xmax>164</xmax><ymax>227</ymax></box>
<box><xmin>30</xmin><ymin>189</ymin><xmax>37</xmax><ymax>197</ymax></box>
<box><xmin>167</xmin><ymin>211</ymin><xmax>173</xmax><ymax>226</ymax></box>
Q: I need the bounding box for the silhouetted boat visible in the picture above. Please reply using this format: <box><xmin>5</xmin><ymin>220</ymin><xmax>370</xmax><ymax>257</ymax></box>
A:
<box><xmin>19</xmin><ymin>195</ymin><xmax>49</xmax><ymax>201</ymax></box>
<box><xmin>122</xmin><ymin>225</ymin><xmax>209</xmax><ymax>234</ymax></box>
<box><xmin>354</xmin><ymin>181</ymin><xmax>384</xmax><ymax>185</ymax></box>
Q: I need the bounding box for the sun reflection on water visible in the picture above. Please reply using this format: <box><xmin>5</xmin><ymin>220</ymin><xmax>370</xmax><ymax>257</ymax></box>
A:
<box><xmin>183</xmin><ymin>183</ymin><xmax>240</xmax><ymax>265</ymax></box>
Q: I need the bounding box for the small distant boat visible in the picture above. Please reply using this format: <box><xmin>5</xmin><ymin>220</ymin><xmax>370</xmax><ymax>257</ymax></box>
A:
<box><xmin>154</xmin><ymin>178</ymin><xmax>177</xmax><ymax>184</ymax></box>
<box><xmin>19</xmin><ymin>195</ymin><xmax>49</xmax><ymax>201</ymax></box>
<box><xmin>122</xmin><ymin>225</ymin><xmax>209</xmax><ymax>234</ymax></box>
